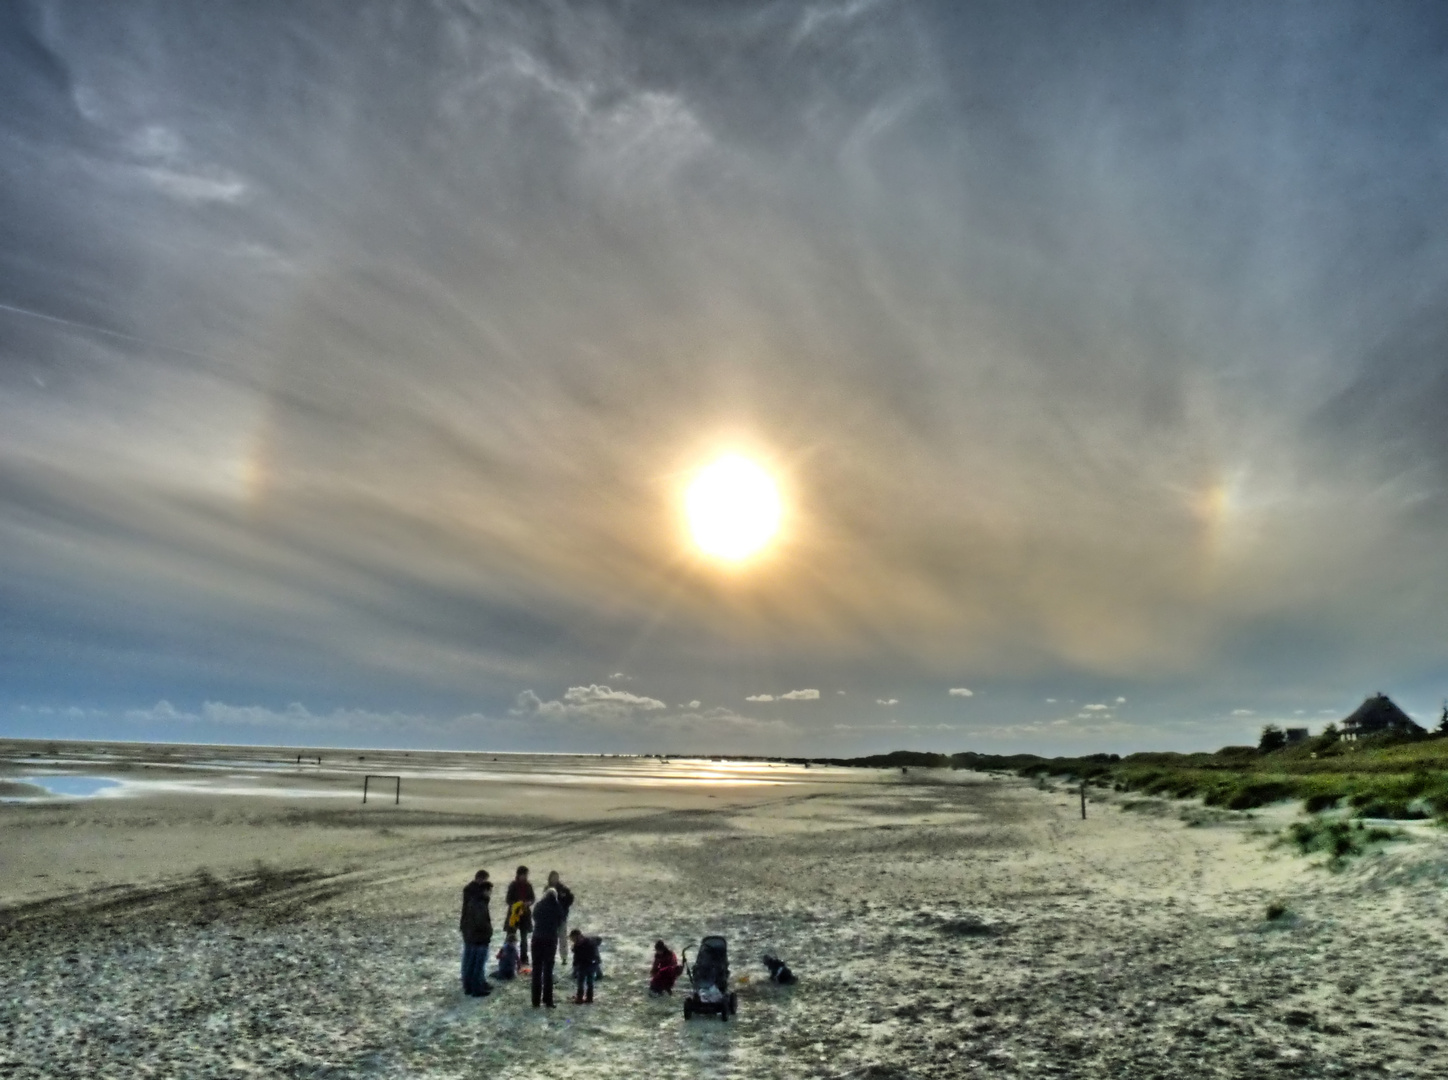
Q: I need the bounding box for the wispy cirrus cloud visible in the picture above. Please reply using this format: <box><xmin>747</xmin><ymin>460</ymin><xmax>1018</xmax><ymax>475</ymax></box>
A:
<box><xmin>5</xmin><ymin>2</ymin><xmax>1448</xmax><ymax>757</ymax></box>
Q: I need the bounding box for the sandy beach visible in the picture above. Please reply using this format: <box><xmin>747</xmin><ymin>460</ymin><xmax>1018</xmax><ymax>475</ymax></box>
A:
<box><xmin>2</xmin><ymin>740</ymin><xmax>1447</xmax><ymax>1079</ymax></box>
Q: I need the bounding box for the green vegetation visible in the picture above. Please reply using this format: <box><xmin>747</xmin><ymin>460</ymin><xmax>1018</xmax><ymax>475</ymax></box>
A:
<box><xmin>815</xmin><ymin>729</ymin><xmax>1448</xmax><ymax>823</ymax></box>
<box><xmin>1282</xmin><ymin>818</ymin><xmax>1403</xmax><ymax>869</ymax></box>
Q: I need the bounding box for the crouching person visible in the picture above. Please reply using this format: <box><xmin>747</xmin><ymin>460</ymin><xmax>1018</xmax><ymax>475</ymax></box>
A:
<box><xmin>762</xmin><ymin>953</ymin><xmax>796</xmax><ymax>985</ymax></box>
<box><xmin>494</xmin><ymin>929</ymin><xmax>520</xmax><ymax>980</ymax></box>
<box><xmin>569</xmin><ymin>928</ymin><xmax>602</xmax><ymax>1004</ymax></box>
<box><xmin>650</xmin><ymin>940</ymin><xmax>683</xmax><ymax>995</ymax></box>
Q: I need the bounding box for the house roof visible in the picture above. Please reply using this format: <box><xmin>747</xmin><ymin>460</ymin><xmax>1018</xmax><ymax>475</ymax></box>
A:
<box><xmin>1341</xmin><ymin>693</ymin><xmax>1418</xmax><ymax>732</ymax></box>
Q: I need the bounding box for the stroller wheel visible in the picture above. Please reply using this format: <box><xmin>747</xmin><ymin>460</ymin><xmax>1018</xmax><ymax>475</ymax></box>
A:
<box><xmin>729</xmin><ymin>992</ymin><xmax>738</xmax><ymax>1015</ymax></box>
<box><xmin>719</xmin><ymin>1006</ymin><xmax>728</xmax><ymax>1022</ymax></box>
<box><xmin>683</xmin><ymin>999</ymin><xmax>694</xmax><ymax>1020</ymax></box>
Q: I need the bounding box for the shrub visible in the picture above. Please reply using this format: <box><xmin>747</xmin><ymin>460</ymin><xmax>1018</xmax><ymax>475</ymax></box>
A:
<box><xmin>1285</xmin><ymin>817</ymin><xmax>1404</xmax><ymax>868</ymax></box>
<box><xmin>1226</xmin><ymin>779</ymin><xmax>1295</xmax><ymax>810</ymax></box>
<box><xmin>1350</xmin><ymin>797</ymin><xmax>1425</xmax><ymax>820</ymax></box>
<box><xmin>1259</xmin><ymin>725</ymin><xmax>1288</xmax><ymax>753</ymax></box>
<box><xmin>1303</xmin><ymin>792</ymin><xmax>1341</xmax><ymax>813</ymax></box>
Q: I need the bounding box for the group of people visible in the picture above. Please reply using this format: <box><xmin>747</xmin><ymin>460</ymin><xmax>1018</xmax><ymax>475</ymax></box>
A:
<box><xmin>460</xmin><ymin>866</ymin><xmax>793</xmax><ymax>1008</ymax></box>
<box><xmin>459</xmin><ymin>865</ymin><xmax>601</xmax><ymax>1007</ymax></box>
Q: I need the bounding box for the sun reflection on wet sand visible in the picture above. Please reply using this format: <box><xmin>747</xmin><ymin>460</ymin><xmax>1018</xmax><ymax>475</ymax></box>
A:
<box><xmin>0</xmin><ymin>746</ymin><xmax>855</xmax><ymax>802</ymax></box>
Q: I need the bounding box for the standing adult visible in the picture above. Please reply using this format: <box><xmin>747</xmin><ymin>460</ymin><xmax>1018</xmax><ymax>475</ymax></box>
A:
<box><xmin>547</xmin><ymin>870</ymin><xmax>575</xmax><ymax>965</ymax></box>
<box><xmin>505</xmin><ymin>865</ymin><xmax>535</xmax><ymax>965</ymax></box>
<box><xmin>530</xmin><ymin>886</ymin><xmax>564</xmax><ymax>1009</ymax></box>
<box><xmin>458</xmin><ymin>870</ymin><xmax>493</xmax><ymax>997</ymax></box>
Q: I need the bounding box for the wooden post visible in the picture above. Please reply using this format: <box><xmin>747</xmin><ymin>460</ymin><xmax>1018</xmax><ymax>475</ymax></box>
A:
<box><xmin>393</xmin><ymin>776</ymin><xmax>400</xmax><ymax>805</ymax></box>
<box><xmin>1080</xmin><ymin>779</ymin><xmax>1087</xmax><ymax>820</ymax></box>
<box><xmin>363</xmin><ymin>775</ymin><xmax>370</xmax><ymax>804</ymax></box>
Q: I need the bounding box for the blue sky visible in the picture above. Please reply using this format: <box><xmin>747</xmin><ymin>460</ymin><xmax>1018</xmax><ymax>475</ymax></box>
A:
<box><xmin>3</xmin><ymin>1</ymin><xmax>1448</xmax><ymax>754</ymax></box>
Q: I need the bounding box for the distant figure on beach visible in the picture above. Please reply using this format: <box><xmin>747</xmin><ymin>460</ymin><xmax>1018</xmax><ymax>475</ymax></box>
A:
<box><xmin>762</xmin><ymin>954</ymin><xmax>796</xmax><ymax>985</ymax></box>
<box><xmin>548</xmin><ymin>870</ymin><xmax>575</xmax><ymax>965</ymax></box>
<box><xmin>568</xmin><ymin>928</ymin><xmax>602</xmax><ymax>1003</ymax></box>
<box><xmin>530</xmin><ymin>886</ymin><xmax>565</xmax><ymax>1008</ymax></box>
<box><xmin>458</xmin><ymin>870</ymin><xmax>493</xmax><ymax>997</ymax></box>
<box><xmin>650</xmin><ymin>940</ymin><xmax>683</xmax><ymax>995</ymax></box>
<box><xmin>494</xmin><ymin>929</ymin><xmax>519</xmax><ymax>980</ymax></box>
<box><xmin>505</xmin><ymin>866</ymin><xmax>536</xmax><ymax>965</ymax></box>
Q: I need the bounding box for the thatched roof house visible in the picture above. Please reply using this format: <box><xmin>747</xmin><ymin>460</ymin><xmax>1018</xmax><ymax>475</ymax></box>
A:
<box><xmin>1340</xmin><ymin>693</ymin><xmax>1423</xmax><ymax>740</ymax></box>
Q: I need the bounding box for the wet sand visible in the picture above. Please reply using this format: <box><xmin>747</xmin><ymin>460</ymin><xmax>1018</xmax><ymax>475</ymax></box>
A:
<box><xmin>2</xmin><ymin>739</ymin><xmax>1447</xmax><ymax>1078</ymax></box>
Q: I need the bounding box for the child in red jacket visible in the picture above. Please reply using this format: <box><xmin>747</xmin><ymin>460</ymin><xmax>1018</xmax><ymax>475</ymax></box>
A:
<box><xmin>649</xmin><ymin>939</ymin><xmax>683</xmax><ymax>995</ymax></box>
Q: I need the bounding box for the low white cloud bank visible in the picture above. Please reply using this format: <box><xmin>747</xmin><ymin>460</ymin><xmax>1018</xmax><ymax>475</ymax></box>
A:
<box><xmin>1231</xmin><ymin>708</ymin><xmax>1256</xmax><ymax>717</ymax></box>
<box><xmin>948</xmin><ymin>688</ymin><xmax>973</xmax><ymax>697</ymax></box>
<box><xmin>123</xmin><ymin>699</ymin><xmax>432</xmax><ymax>731</ymax></box>
<box><xmin>512</xmin><ymin>684</ymin><xmax>666</xmax><ymax>721</ymax></box>
<box><xmin>746</xmin><ymin>688</ymin><xmax>819</xmax><ymax>702</ymax></box>
<box><xmin>876</xmin><ymin>698</ymin><xmax>899</xmax><ymax>706</ymax></box>
<box><xmin>118</xmin><ymin>691</ymin><xmax>783</xmax><ymax>748</ymax></box>
<box><xmin>1083</xmin><ymin>703</ymin><xmax>1111</xmax><ymax>711</ymax></box>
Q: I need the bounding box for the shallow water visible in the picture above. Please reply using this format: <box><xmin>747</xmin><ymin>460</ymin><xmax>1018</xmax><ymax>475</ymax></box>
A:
<box><xmin>15</xmin><ymin>775</ymin><xmax>122</xmax><ymax>798</ymax></box>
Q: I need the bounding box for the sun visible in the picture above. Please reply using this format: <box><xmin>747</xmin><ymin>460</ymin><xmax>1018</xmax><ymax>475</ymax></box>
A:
<box><xmin>685</xmin><ymin>454</ymin><xmax>782</xmax><ymax>561</ymax></box>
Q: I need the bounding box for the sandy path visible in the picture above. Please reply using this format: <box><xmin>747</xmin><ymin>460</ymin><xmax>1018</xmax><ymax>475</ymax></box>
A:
<box><xmin>2</xmin><ymin>747</ymin><xmax>1447</xmax><ymax>1078</ymax></box>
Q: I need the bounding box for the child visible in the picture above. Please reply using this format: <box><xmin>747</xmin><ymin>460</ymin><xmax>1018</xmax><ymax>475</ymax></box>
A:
<box><xmin>568</xmin><ymin>928</ymin><xmax>602</xmax><ymax>1004</ymax></box>
<box><xmin>494</xmin><ymin>929</ymin><xmax>520</xmax><ymax>980</ymax></box>
<box><xmin>762</xmin><ymin>954</ymin><xmax>796</xmax><ymax>985</ymax></box>
<box><xmin>650</xmin><ymin>940</ymin><xmax>683</xmax><ymax>995</ymax></box>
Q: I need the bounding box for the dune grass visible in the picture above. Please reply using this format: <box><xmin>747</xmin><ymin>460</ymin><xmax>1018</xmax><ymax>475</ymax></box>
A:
<box><xmin>1282</xmin><ymin>817</ymin><xmax>1404</xmax><ymax>869</ymax></box>
<box><xmin>822</xmin><ymin>734</ymin><xmax>1448</xmax><ymax>823</ymax></box>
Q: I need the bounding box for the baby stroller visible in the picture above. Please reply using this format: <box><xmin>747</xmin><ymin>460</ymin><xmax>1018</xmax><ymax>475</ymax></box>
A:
<box><xmin>681</xmin><ymin>935</ymin><xmax>737</xmax><ymax>1021</ymax></box>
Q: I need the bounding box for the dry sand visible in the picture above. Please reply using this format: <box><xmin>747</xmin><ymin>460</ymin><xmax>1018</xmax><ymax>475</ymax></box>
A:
<box><xmin>2</xmin><ymin>739</ymin><xmax>1447</xmax><ymax>1078</ymax></box>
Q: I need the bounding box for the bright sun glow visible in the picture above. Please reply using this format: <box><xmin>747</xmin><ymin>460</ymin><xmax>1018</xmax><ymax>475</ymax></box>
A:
<box><xmin>685</xmin><ymin>454</ymin><xmax>782</xmax><ymax>561</ymax></box>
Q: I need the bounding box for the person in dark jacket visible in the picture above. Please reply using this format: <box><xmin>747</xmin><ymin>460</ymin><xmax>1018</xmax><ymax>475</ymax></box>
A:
<box><xmin>547</xmin><ymin>870</ymin><xmax>574</xmax><ymax>965</ymax></box>
<box><xmin>529</xmin><ymin>886</ymin><xmax>564</xmax><ymax>1008</ymax></box>
<box><xmin>494</xmin><ymin>929</ymin><xmax>520</xmax><ymax>980</ymax></box>
<box><xmin>568</xmin><ymin>929</ymin><xmax>602</xmax><ymax>1003</ymax></box>
<box><xmin>762</xmin><ymin>954</ymin><xmax>796</xmax><ymax>985</ymax></box>
<box><xmin>458</xmin><ymin>871</ymin><xmax>493</xmax><ymax>997</ymax></box>
<box><xmin>650</xmin><ymin>940</ymin><xmax>683</xmax><ymax>995</ymax></box>
<box><xmin>505</xmin><ymin>866</ymin><xmax>535</xmax><ymax>965</ymax></box>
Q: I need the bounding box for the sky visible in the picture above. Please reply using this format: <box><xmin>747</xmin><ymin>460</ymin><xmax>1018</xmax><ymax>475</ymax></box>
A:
<box><xmin>3</xmin><ymin>0</ymin><xmax>1448</xmax><ymax>756</ymax></box>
